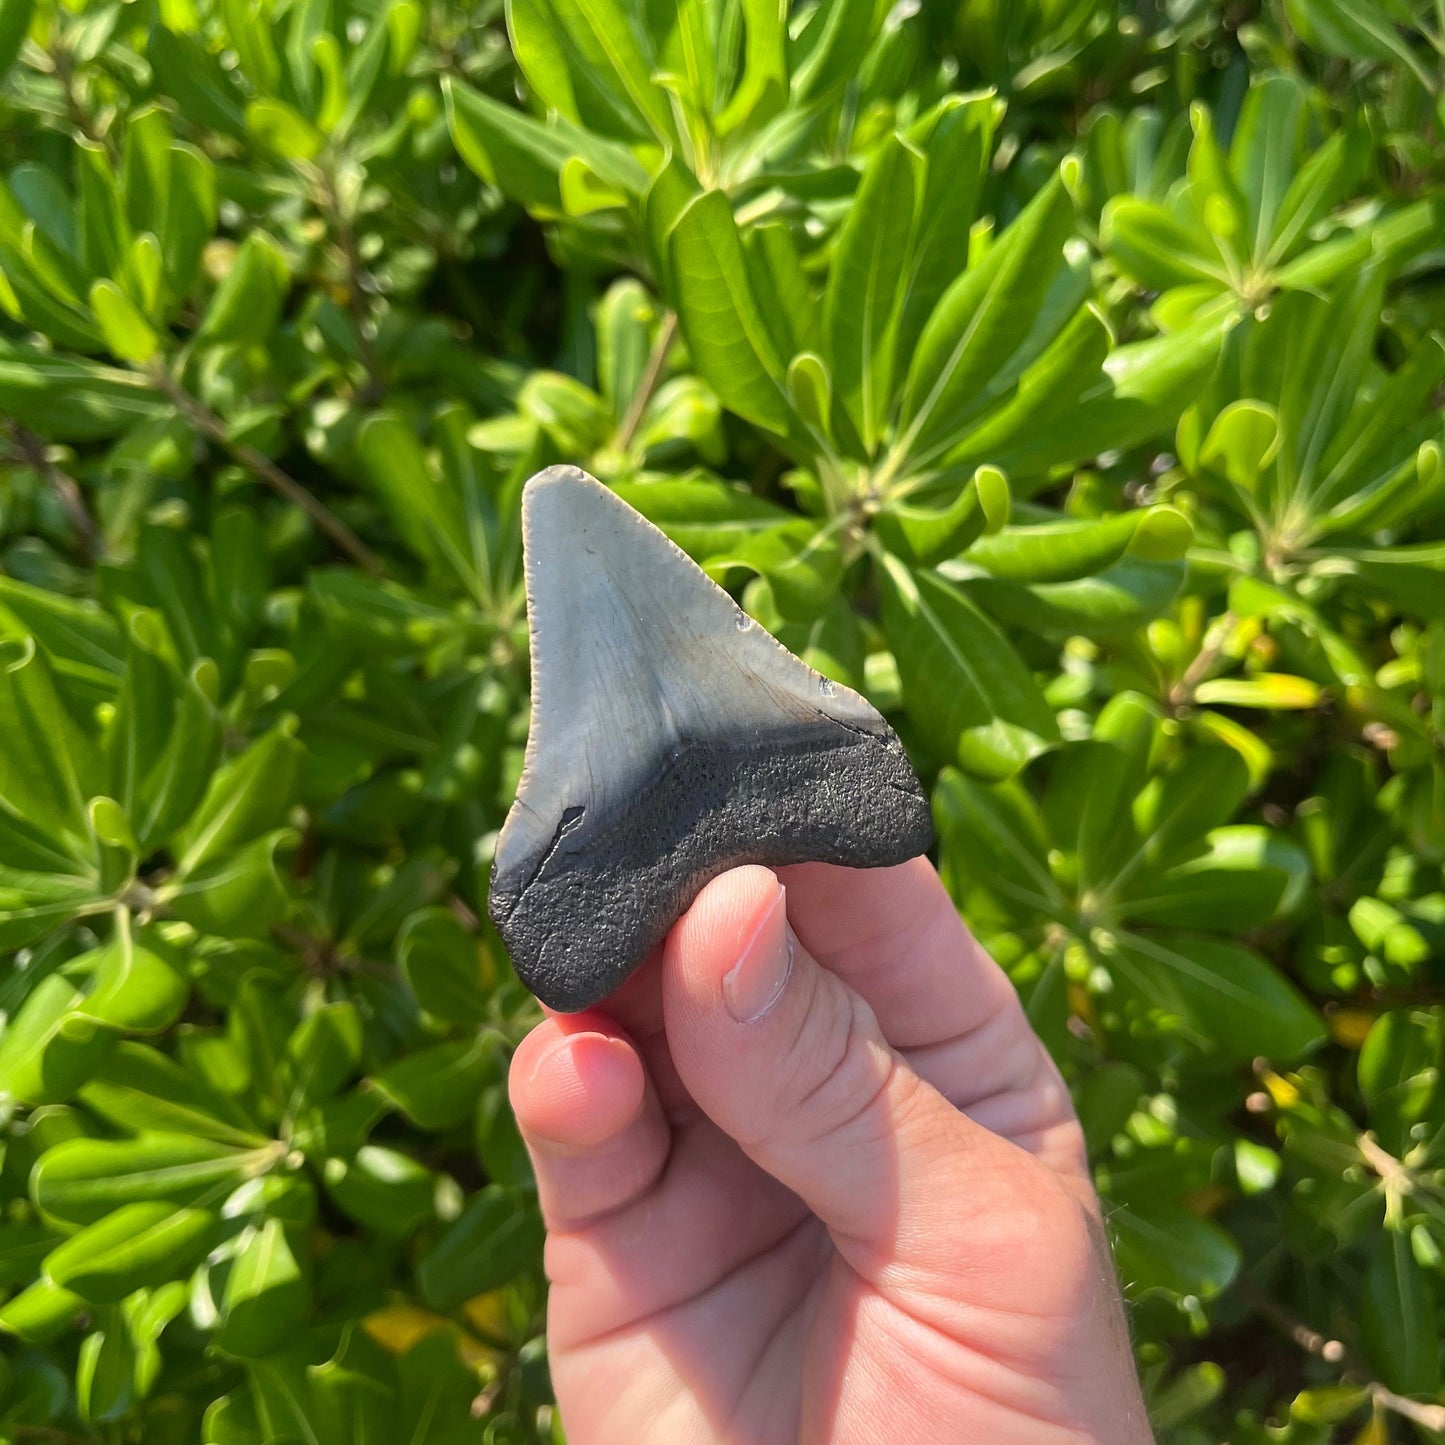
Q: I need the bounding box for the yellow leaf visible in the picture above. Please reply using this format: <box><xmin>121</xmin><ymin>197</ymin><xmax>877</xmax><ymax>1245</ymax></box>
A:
<box><xmin>363</xmin><ymin>1303</ymin><xmax>445</xmax><ymax>1355</ymax></box>
<box><xmin>1195</xmin><ymin>673</ymin><xmax>1323</xmax><ymax>710</ymax></box>
<box><xmin>1330</xmin><ymin>1009</ymin><xmax>1374</xmax><ymax>1050</ymax></box>
<box><xmin>1353</xmin><ymin>1409</ymin><xmax>1389</xmax><ymax>1445</ymax></box>
<box><xmin>1261</xmin><ymin>1069</ymin><xmax>1301</xmax><ymax>1108</ymax></box>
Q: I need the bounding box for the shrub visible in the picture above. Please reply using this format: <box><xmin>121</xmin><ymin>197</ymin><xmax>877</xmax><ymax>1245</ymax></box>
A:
<box><xmin>0</xmin><ymin>0</ymin><xmax>1442</xmax><ymax>1440</ymax></box>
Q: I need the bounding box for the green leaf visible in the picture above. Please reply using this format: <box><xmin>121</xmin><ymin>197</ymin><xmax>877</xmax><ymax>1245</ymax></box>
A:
<box><xmin>642</xmin><ymin>155</ymin><xmax>701</xmax><ymax>291</ymax></box>
<box><xmin>76</xmin><ymin>1313</ymin><xmax>137</xmax><ymax>1422</ymax></box>
<box><xmin>76</xmin><ymin>141</ymin><xmax>129</xmax><ymax>281</ymax></box>
<box><xmin>704</xmin><ymin>519</ymin><xmax>843</xmax><ymax>621</ymax></box>
<box><xmin>397</xmin><ymin>908</ymin><xmax>490</xmax><ymax>1025</ymax></box>
<box><xmin>128</xmin><ymin>653</ymin><xmax>223</xmax><ymax>850</ymax></box>
<box><xmin>948</xmin><ymin>557</ymin><xmax>1186</xmax><ymax>638</ymax></box>
<box><xmin>89</xmin><ymin>280</ymin><xmax>159</xmax><ymax>362</ymax></box>
<box><xmin>197</xmin><ymin>231</ymin><xmax>290</xmax><ymax>348</ymax></box>
<box><xmin>1285</xmin><ymin>0</ymin><xmax>1436</xmax><ymax>88</ymax></box>
<box><xmin>0</xmin><ymin>0</ymin><xmax>34</xmax><ymax>77</ymax></box>
<box><xmin>1289</xmin><ymin>1384</ymin><xmax>1372</xmax><ymax>1427</ymax></box>
<box><xmin>874</xmin><ymin>466</ymin><xmax>1004</xmax><ymax>567</ymax></box>
<box><xmin>285</xmin><ymin>1002</ymin><xmax>363</xmax><ymax>1105</ymax></box>
<box><xmin>79</xmin><ymin>1043</ymin><xmax>265</xmax><ymax>1147</ymax></box>
<box><xmin>789</xmin><ymin>0</ymin><xmax>886</xmax><ymax>108</ymax></box>
<box><xmin>1110</xmin><ymin>1201</ymin><xmax>1240</xmax><ymax>1300</ymax></box>
<box><xmin>368</xmin><ymin>1034</ymin><xmax>494</xmax><ymax>1131</ymax></box>
<box><xmin>0</xmin><ymin>343</ymin><xmax>156</xmax><ymax>439</ymax></box>
<box><xmin>1338</xmin><ymin>542</ymin><xmax>1445</xmax><ymax>621</ymax></box>
<box><xmin>0</xmin><ymin>577</ymin><xmax>123</xmax><ymax>690</ymax></box>
<box><xmin>394</xmin><ymin>1330</ymin><xmax>482</xmax><ymax>1441</ymax></box>
<box><xmin>121</xmin><ymin>106</ymin><xmax>171</xmax><ymax>240</ymax></box>
<box><xmin>1103</xmin><ymin>934</ymin><xmax>1323</xmax><ymax>1062</ymax></box>
<box><xmin>1049</xmin><ymin>694</ymin><xmax>1160</xmax><ymax>897</ymax></box>
<box><xmin>475</xmin><ymin>1083</ymin><xmax>534</xmax><ymax>1191</ymax></box>
<box><xmin>824</xmin><ymin>132</ymin><xmax>921</xmax><ymax>455</ymax></box>
<box><xmin>963</xmin><ymin>508</ymin><xmax>1191</xmax><ymax>584</ymax></box>
<box><xmin>0</xmin><ymin>870</ymin><xmax>102</xmax><ymax>958</ymax></box>
<box><xmin>44</xmin><ymin>1201</ymin><xmax>218</xmax><ymax>1303</ymax></box>
<box><xmin>1360</xmin><ymin>1229</ymin><xmax>1441</xmax><ymax>1396</ymax></box>
<box><xmin>1101</xmin><ymin>197</ymin><xmax>1231</xmax><ymax>293</ymax></box>
<box><xmin>714</xmin><ymin>0</ymin><xmax>788</xmax><ymax>135</ymax></box>
<box><xmin>172</xmin><ymin>719</ymin><xmax>303</xmax><ymax>876</ymax></box>
<box><xmin>32</xmin><ymin>1133</ymin><xmax>262</xmax><ymax>1225</ymax></box>
<box><xmin>415</xmin><ymin>1185</ymin><xmax>543</xmax><ymax>1310</ymax></box>
<box><xmin>1229</xmin><ymin>76</ymin><xmax>1308</xmax><ymax>258</ymax></box>
<box><xmin>667</xmin><ymin>191</ymin><xmax>796</xmax><ymax>438</ymax></box>
<box><xmin>219</xmin><ymin>1218</ymin><xmax>308</xmax><ymax>1358</ymax></box>
<box><xmin>322</xmin><ymin>1146</ymin><xmax>434</xmax><ymax>1237</ymax></box>
<box><xmin>1192</xmin><ymin>399</ymin><xmax>1279</xmax><ymax>494</ymax></box>
<box><xmin>900</xmin><ymin>171</ymin><xmax>1076</xmax><ymax>465</ymax></box>
<box><xmin>1268</xmin><ymin>127</ymin><xmax>1371</xmax><ymax>266</ymax></box>
<box><xmin>610</xmin><ymin>478</ymin><xmax>794</xmax><ymax>558</ymax></box>
<box><xmin>943</xmin><ymin>304</ymin><xmax>1114</xmax><ymax>472</ymax></box>
<box><xmin>879</xmin><ymin>555</ymin><xmax>1058</xmax><ymax>779</ymax></box>
<box><xmin>67</xmin><ymin>925</ymin><xmax>185</xmax><ymax>1035</ymax></box>
<box><xmin>1358</xmin><ymin>1010</ymin><xmax>1444</xmax><ymax>1156</ymax></box>
<box><xmin>596</xmin><ymin>277</ymin><xmax>655</xmax><ymax>417</ymax></box>
<box><xmin>1118</xmin><ymin>826</ymin><xmax>1309</xmax><ymax>929</ymax></box>
<box><xmin>0</xmin><ymin>1279</ymin><xmax>85</xmax><ymax>1344</ymax></box>
<box><xmin>245</xmin><ymin>98</ymin><xmax>325</xmax><ymax>160</ymax></box>
<box><xmin>0</xmin><ymin>975</ymin><xmax>116</xmax><ymax>1107</ymax></box>
<box><xmin>0</xmin><ymin>637</ymin><xmax>105</xmax><ymax>850</ymax></box>
<box><xmin>934</xmin><ymin>767</ymin><xmax>1060</xmax><ymax>927</ymax></box>
<box><xmin>161</xmin><ymin>144</ymin><xmax>218</xmax><ymax>303</ymax></box>
<box><xmin>1127</xmin><ymin>746</ymin><xmax>1252</xmax><ymax>879</ymax></box>
<box><xmin>895</xmin><ymin>94</ymin><xmax>1002</xmax><ymax>369</ymax></box>
<box><xmin>989</xmin><ymin>313</ymin><xmax>1232</xmax><ymax>478</ymax></box>
<box><xmin>443</xmin><ymin>75</ymin><xmax>647</xmax><ymax>214</ymax></box>
<box><xmin>508</xmin><ymin>0</ymin><xmax>674</xmax><ymax>145</ymax></box>
<box><xmin>1185</xmin><ymin>102</ymin><xmax>1248</xmax><ymax>261</ymax></box>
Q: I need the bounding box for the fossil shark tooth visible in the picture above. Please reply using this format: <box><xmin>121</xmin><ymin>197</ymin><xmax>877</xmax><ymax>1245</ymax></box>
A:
<box><xmin>487</xmin><ymin>466</ymin><xmax>934</xmax><ymax>1012</ymax></box>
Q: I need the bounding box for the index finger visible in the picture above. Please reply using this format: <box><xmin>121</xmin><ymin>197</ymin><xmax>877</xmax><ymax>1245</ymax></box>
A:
<box><xmin>776</xmin><ymin>855</ymin><xmax>1022</xmax><ymax>1050</ymax></box>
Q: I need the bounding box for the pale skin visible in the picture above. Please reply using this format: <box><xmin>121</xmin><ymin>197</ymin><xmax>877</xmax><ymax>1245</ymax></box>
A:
<box><xmin>509</xmin><ymin>858</ymin><xmax>1155</xmax><ymax>1445</ymax></box>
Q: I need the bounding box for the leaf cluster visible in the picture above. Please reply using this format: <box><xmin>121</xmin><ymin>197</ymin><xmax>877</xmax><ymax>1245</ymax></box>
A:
<box><xmin>0</xmin><ymin>0</ymin><xmax>1443</xmax><ymax>1441</ymax></box>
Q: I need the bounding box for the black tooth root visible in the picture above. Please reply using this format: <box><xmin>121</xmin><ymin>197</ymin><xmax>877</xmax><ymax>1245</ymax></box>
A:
<box><xmin>490</xmin><ymin>728</ymin><xmax>933</xmax><ymax>1013</ymax></box>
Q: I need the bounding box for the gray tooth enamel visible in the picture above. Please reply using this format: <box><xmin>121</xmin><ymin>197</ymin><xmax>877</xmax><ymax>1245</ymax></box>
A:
<box><xmin>488</xmin><ymin>465</ymin><xmax>934</xmax><ymax>1012</ymax></box>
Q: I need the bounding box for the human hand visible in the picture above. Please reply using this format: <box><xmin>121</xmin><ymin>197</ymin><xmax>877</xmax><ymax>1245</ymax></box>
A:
<box><xmin>508</xmin><ymin>859</ymin><xmax>1154</xmax><ymax>1444</ymax></box>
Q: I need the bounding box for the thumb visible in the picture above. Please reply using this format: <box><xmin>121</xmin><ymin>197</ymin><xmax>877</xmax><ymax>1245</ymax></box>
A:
<box><xmin>661</xmin><ymin>866</ymin><xmax>1046</xmax><ymax>1275</ymax></box>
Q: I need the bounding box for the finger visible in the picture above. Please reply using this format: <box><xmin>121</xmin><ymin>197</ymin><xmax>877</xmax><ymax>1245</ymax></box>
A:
<box><xmin>777</xmin><ymin>857</ymin><xmax>1021</xmax><ymax>1049</ymax></box>
<box><xmin>661</xmin><ymin>866</ymin><xmax>1045</xmax><ymax>1274</ymax></box>
<box><xmin>509</xmin><ymin>1012</ymin><xmax>671</xmax><ymax>1231</ymax></box>
<box><xmin>778</xmin><ymin>859</ymin><xmax>1079</xmax><ymax>1155</ymax></box>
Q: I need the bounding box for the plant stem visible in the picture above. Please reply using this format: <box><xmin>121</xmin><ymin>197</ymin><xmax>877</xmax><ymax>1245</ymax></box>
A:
<box><xmin>1241</xmin><ymin>1284</ymin><xmax>1445</xmax><ymax>1432</ymax></box>
<box><xmin>6</xmin><ymin>422</ymin><xmax>102</xmax><ymax>560</ymax></box>
<box><xmin>149</xmin><ymin>367</ymin><xmax>384</xmax><ymax>576</ymax></box>
<box><xmin>1168</xmin><ymin>611</ymin><xmax>1236</xmax><ymax>709</ymax></box>
<box><xmin>614</xmin><ymin>311</ymin><xmax>679</xmax><ymax>454</ymax></box>
<box><xmin>48</xmin><ymin>45</ymin><xmax>116</xmax><ymax>158</ymax></box>
<box><xmin>319</xmin><ymin>162</ymin><xmax>385</xmax><ymax>404</ymax></box>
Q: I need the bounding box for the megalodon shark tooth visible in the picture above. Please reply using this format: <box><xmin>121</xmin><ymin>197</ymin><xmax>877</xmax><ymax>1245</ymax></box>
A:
<box><xmin>488</xmin><ymin>466</ymin><xmax>933</xmax><ymax>1012</ymax></box>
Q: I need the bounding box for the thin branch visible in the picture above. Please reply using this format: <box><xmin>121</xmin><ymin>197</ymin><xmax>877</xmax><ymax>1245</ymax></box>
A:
<box><xmin>319</xmin><ymin>163</ymin><xmax>385</xmax><ymax>404</ymax></box>
<box><xmin>47</xmin><ymin>45</ymin><xmax>116</xmax><ymax>159</ymax></box>
<box><xmin>614</xmin><ymin>311</ymin><xmax>679</xmax><ymax>454</ymax></box>
<box><xmin>5</xmin><ymin>422</ymin><xmax>102</xmax><ymax>560</ymax></box>
<box><xmin>1241</xmin><ymin>1283</ymin><xmax>1445</xmax><ymax>1432</ymax></box>
<box><xmin>1168</xmin><ymin>611</ymin><xmax>1237</xmax><ymax>710</ymax></box>
<box><xmin>149</xmin><ymin>367</ymin><xmax>384</xmax><ymax>576</ymax></box>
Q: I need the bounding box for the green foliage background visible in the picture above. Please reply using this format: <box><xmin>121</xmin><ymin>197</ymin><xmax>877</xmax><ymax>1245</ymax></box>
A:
<box><xmin>0</xmin><ymin>0</ymin><xmax>1442</xmax><ymax>1438</ymax></box>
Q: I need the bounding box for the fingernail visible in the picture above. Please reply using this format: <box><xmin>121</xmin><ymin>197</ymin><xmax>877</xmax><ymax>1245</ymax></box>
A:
<box><xmin>723</xmin><ymin>883</ymin><xmax>794</xmax><ymax>1023</ymax></box>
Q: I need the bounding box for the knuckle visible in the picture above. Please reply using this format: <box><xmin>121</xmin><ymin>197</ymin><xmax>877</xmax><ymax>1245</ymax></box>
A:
<box><xmin>775</xmin><ymin>976</ymin><xmax>895</xmax><ymax>1147</ymax></box>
